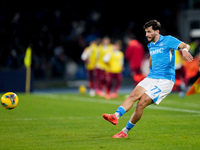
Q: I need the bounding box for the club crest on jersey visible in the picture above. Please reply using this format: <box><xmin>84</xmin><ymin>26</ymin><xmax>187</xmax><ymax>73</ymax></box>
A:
<box><xmin>150</xmin><ymin>48</ymin><xmax>164</xmax><ymax>55</ymax></box>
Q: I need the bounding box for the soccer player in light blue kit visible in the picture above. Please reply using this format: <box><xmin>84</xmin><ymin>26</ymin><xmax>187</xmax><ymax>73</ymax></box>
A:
<box><xmin>103</xmin><ymin>20</ymin><xmax>193</xmax><ymax>138</ymax></box>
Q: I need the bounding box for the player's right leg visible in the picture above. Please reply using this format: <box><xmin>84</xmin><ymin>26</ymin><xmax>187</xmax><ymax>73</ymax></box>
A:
<box><xmin>102</xmin><ymin>85</ymin><xmax>146</xmax><ymax>125</ymax></box>
<box><xmin>113</xmin><ymin>94</ymin><xmax>153</xmax><ymax>138</ymax></box>
<box><xmin>118</xmin><ymin>86</ymin><xmax>147</xmax><ymax>111</ymax></box>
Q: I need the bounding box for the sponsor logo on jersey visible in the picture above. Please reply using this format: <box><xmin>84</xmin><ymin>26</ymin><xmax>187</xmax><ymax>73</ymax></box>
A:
<box><xmin>150</xmin><ymin>48</ymin><xmax>164</xmax><ymax>55</ymax></box>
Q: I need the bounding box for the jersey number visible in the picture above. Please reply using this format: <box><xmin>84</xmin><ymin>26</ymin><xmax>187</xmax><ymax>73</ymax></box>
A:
<box><xmin>150</xmin><ymin>85</ymin><xmax>161</xmax><ymax>94</ymax></box>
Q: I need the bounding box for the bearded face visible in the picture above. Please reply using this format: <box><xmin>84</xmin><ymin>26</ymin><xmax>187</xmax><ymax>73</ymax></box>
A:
<box><xmin>145</xmin><ymin>26</ymin><xmax>159</xmax><ymax>42</ymax></box>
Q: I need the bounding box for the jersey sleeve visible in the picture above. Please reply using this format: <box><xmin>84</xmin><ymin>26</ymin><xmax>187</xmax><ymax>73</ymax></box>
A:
<box><xmin>81</xmin><ymin>48</ymin><xmax>89</xmax><ymax>61</ymax></box>
<box><xmin>168</xmin><ymin>35</ymin><xmax>182</xmax><ymax>50</ymax></box>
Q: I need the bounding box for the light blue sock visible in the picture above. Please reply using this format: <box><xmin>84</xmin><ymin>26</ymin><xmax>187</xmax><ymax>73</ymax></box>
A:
<box><xmin>126</xmin><ymin>120</ymin><xmax>135</xmax><ymax>130</ymax></box>
<box><xmin>122</xmin><ymin>120</ymin><xmax>135</xmax><ymax>134</ymax></box>
<box><xmin>114</xmin><ymin>106</ymin><xmax>126</xmax><ymax>119</ymax></box>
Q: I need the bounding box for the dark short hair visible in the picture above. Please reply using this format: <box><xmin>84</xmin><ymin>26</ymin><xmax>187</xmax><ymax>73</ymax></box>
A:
<box><xmin>143</xmin><ymin>20</ymin><xmax>161</xmax><ymax>31</ymax></box>
<box><xmin>114</xmin><ymin>40</ymin><xmax>122</xmax><ymax>47</ymax></box>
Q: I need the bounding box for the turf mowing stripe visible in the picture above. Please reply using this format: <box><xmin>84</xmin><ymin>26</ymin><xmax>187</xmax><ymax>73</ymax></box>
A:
<box><xmin>36</xmin><ymin>94</ymin><xmax>200</xmax><ymax>114</ymax></box>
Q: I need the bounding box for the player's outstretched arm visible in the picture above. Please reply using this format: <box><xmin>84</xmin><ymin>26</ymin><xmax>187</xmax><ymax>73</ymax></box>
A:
<box><xmin>178</xmin><ymin>42</ymin><xmax>193</xmax><ymax>62</ymax></box>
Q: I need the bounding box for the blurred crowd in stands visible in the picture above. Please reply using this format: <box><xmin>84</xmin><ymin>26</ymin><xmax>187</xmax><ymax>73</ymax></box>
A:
<box><xmin>0</xmin><ymin>1</ymin><xmax>199</xmax><ymax>86</ymax></box>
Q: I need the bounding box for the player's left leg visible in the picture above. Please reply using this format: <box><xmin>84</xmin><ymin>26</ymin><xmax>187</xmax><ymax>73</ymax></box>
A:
<box><xmin>100</xmin><ymin>70</ymin><xmax>106</xmax><ymax>90</ymax></box>
<box><xmin>102</xmin><ymin>85</ymin><xmax>146</xmax><ymax>126</ymax></box>
<box><xmin>111</xmin><ymin>73</ymin><xmax>122</xmax><ymax>98</ymax></box>
<box><xmin>95</xmin><ymin>68</ymin><xmax>101</xmax><ymax>91</ymax></box>
<box><xmin>105</xmin><ymin>72</ymin><xmax>112</xmax><ymax>99</ymax></box>
<box><xmin>88</xmin><ymin>69</ymin><xmax>96</xmax><ymax>96</ymax></box>
<box><xmin>113</xmin><ymin>93</ymin><xmax>153</xmax><ymax>138</ymax></box>
<box><xmin>96</xmin><ymin>69</ymin><xmax>105</xmax><ymax>96</ymax></box>
<box><xmin>129</xmin><ymin>93</ymin><xmax>153</xmax><ymax>124</ymax></box>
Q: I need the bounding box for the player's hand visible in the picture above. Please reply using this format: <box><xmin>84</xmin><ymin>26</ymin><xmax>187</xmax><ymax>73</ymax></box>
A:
<box><xmin>182</xmin><ymin>50</ymin><xmax>193</xmax><ymax>62</ymax></box>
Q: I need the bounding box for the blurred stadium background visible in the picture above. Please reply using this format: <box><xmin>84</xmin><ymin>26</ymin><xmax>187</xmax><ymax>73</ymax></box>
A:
<box><xmin>0</xmin><ymin>0</ymin><xmax>199</xmax><ymax>93</ymax></box>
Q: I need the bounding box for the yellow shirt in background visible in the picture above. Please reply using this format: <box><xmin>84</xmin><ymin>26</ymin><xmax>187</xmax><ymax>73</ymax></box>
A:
<box><xmin>108</xmin><ymin>50</ymin><xmax>124</xmax><ymax>73</ymax></box>
<box><xmin>96</xmin><ymin>44</ymin><xmax>113</xmax><ymax>70</ymax></box>
<box><xmin>84</xmin><ymin>43</ymin><xmax>98</xmax><ymax>70</ymax></box>
<box><xmin>175</xmin><ymin>50</ymin><xmax>183</xmax><ymax>70</ymax></box>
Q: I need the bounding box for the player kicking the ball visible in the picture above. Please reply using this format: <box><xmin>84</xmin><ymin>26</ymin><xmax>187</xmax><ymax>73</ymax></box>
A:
<box><xmin>102</xmin><ymin>20</ymin><xmax>193</xmax><ymax>138</ymax></box>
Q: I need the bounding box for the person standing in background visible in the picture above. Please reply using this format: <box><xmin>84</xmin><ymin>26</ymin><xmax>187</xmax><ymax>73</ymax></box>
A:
<box><xmin>103</xmin><ymin>40</ymin><xmax>124</xmax><ymax>99</ymax></box>
<box><xmin>125</xmin><ymin>35</ymin><xmax>145</xmax><ymax>86</ymax></box>
<box><xmin>95</xmin><ymin>37</ymin><xmax>113</xmax><ymax>96</ymax></box>
<box><xmin>81</xmin><ymin>40</ymin><xmax>98</xmax><ymax>96</ymax></box>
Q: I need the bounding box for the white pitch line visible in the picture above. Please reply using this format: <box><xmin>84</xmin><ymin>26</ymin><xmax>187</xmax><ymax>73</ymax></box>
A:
<box><xmin>36</xmin><ymin>94</ymin><xmax>200</xmax><ymax>114</ymax></box>
<box><xmin>0</xmin><ymin>116</ymin><xmax>101</xmax><ymax>122</ymax></box>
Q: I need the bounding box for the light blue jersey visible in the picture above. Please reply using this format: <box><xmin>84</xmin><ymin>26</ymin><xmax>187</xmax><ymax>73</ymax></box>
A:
<box><xmin>147</xmin><ymin>35</ymin><xmax>182</xmax><ymax>82</ymax></box>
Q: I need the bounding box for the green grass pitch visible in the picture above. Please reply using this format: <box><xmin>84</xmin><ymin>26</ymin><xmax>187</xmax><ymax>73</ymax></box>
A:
<box><xmin>0</xmin><ymin>92</ymin><xmax>200</xmax><ymax>150</ymax></box>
